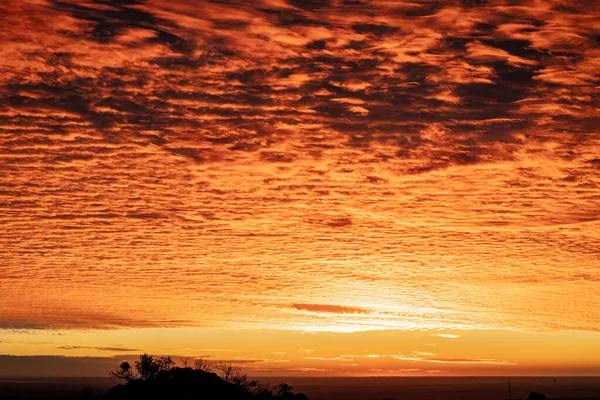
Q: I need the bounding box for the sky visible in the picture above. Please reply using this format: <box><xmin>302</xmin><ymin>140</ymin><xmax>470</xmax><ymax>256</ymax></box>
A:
<box><xmin>0</xmin><ymin>0</ymin><xmax>599</xmax><ymax>377</ymax></box>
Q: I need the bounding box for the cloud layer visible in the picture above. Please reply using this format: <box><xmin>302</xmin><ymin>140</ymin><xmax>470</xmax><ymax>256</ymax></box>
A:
<box><xmin>0</xmin><ymin>0</ymin><xmax>599</xmax><ymax>333</ymax></box>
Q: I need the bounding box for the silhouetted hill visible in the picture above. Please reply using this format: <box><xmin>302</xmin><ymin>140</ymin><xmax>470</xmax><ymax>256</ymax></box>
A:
<box><xmin>103</xmin><ymin>354</ymin><xmax>308</xmax><ymax>400</ymax></box>
<box><xmin>105</xmin><ymin>368</ymin><xmax>254</xmax><ymax>400</ymax></box>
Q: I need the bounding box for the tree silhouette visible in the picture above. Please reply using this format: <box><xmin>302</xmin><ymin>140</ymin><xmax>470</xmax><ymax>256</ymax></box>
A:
<box><xmin>135</xmin><ymin>354</ymin><xmax>158</xmax><ymax>380</ymax></box>
<box><xmin>276</xmin><ymin>383</ymin><xmax>293</xmax><ymax>396</ymax></box>
<box><xmin>215</xmin><ymin>362</ymin><xmax>247</xmax><ymax>386</ymax></box>
<box><xmin>157</xmin><ymin>355</ymin><xmax>175</xmax><ymax>371</ymax></box>
<box><xmin>109</xmin><ymin>361</ymin><xmax>135</xmax><ymax>382</ymax></box>
<box><xmin>110</xmin><ymin>354</ymin><xmax>177</xmax><ymax>382</ymax></box>
<box><xmin>193</xmin><ymin>357</ymin><xmax>213</xmax><ymax>372</ymax></box>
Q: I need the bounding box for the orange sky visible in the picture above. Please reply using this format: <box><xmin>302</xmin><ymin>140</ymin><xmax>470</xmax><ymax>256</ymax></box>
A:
<box><xmin>0</xmin><ymin>0</ymin><xmax>599</xmax><ymax>377</ymax></box>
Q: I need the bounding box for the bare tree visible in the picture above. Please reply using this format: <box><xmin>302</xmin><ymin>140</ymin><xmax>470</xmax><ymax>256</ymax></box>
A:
<box><xmin>193</xmin><ymin>357</ymin><xmax>213</xmax><ymax>372</ymax></box>
<box><xmin>156</xmin><ymin>356</ymin><xmax>175</xmax><ymax>371</ymax></box>
<box><xmin>214</xmin><ymin>362</ymin><xmax>247</xmax><ymax>386</ymax></box>
<box><xmin>180</xmin><ymin>357</ymin><xmax>191</xmax><ymax>368</ymax></box>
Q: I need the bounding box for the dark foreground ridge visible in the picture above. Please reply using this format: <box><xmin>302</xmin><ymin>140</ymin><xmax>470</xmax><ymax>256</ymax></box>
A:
<box><xmin>105</xmin><ymin>367</ymin><xmax>307</xmax><ymax>400</ymax></box>
<box><xmin>106</xmin><ymin>354</ymin><xmax>308</xmax><ymax>400</ymax></box>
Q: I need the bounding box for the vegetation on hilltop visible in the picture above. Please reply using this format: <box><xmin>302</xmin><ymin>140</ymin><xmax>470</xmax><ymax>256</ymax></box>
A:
<box><xmin>105</xmin><ymin>353</ymin><xmax>308</xmax><ymax>400</ymax></box>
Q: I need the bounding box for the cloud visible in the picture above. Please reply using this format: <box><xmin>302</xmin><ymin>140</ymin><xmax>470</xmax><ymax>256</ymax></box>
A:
<box><xmin>423</xmin><ymin>358</ymin><xmax>517</xmax><ymax>366</ymax></box>
<box><xmin>0</xmin><ymin>0</ymin><xmax>598</xmax><ymax>336</ymax></box>
<box><xmin>210</xmin><ymin>358</ymin><xmax>265</xmax><ymax>364</ymax></box>
<box><xmin>430</xmin><ymin>334</ymin><xmax>461</xmax><ymax>339</ymax></box>
<box><xmin>0</xmin><ymin>311</ymin><xmax>193</xmax><ymax>331</ymax></box>
<box><xmin>0</xmin><ymin>355</ymin><xmax>124</xmax><ymax>377</ymax></box>
<box><xmin>56</xmin><ymin>346</ymin><xmax>140</xmax><ymax>352</ymax></box>
<box><xmin>392</xmin><ymin>354</ymin><xmax>516</xmax><ymax>366</ymax></box>
<box><xmin>291</xmin><ymin>304</ymin><xmax>371</xmax><ymax>314</ymax></box>
<box><xmin>285</xmin><ymin>367</ymin><xmax>327</xmax><ymax>372</ymax></box>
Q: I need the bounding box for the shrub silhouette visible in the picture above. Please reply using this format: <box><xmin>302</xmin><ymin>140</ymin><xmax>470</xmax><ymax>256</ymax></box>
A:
<box><xmin>106</xmin><ymin>354</ymin><xmax>308</xmax><ymax>400</ymax></box>
<box><xmin>109</xmin><ymin>361</ymin><xmax>135</xmax><ymax>383</ymax></box>
<box><xmin>527</xmin><ymin>392</ymin><xmax>547</xmax><ymax>400</ymax></box>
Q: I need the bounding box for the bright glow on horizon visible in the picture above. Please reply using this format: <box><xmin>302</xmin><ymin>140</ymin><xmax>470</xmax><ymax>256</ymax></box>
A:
<box><xmin>1</xmin><ymin>328</ymin><xmax>600</xmax><ymax>377</ymax></box>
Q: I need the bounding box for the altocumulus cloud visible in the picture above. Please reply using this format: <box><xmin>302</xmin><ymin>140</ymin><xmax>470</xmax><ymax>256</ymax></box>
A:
<box><xmin>0</xmin><ymin>0</ymin><xmax>598</xmax><ymax>334</ymax></box>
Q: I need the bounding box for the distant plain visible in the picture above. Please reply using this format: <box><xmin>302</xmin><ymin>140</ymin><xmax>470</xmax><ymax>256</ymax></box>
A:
<box><xmin>1</xmin><ymin>377</ymin><xmax>599</xmax><ymax>400</ymax></box>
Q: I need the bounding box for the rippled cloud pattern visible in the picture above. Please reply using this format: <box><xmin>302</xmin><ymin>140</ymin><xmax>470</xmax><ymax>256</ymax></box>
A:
<box><xmin>0</xmin><ymin>0</ymin><xmax>599</xmax><ymax>333</ymax></box>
